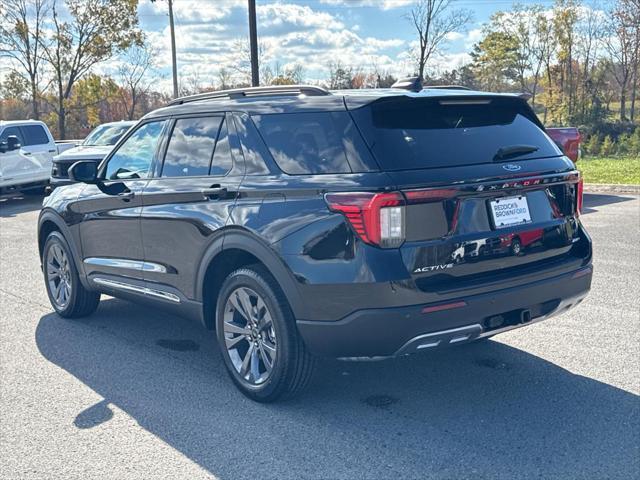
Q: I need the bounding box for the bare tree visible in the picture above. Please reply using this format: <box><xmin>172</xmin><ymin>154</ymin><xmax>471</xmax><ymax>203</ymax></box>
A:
<box><xmin>217</xmin><ymin>67</ymin><xmax>233</xmax><ymax>90</ymax></box>
<box><xmin>407</xmin><ymin>0</ymin><xmax>472</xmax><ymax>81</ymax></box>
<box><xmin>0</xmin><ymin>0</ymin><xmax>49</xmax><ymax>119</ymax></box>
<box><xmin>607</xmin><ymin>0</ymin><xmax>640</xmax><ymax>121</ymax></box>
<box><xmin>117</xmin><ymin>41</ymin><xmax>157</xmax><ymax>120</ymax></box>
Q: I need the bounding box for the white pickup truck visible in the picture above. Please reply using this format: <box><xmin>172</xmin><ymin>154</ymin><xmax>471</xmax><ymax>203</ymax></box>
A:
<box><xmin>0</xmin><ymin>120</ymin><xmax>77</xmax><ymax>194</ymax></box>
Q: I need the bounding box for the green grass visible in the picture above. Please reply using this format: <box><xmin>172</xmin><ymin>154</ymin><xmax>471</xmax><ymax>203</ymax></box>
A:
<box><xmin>579</xmin><ymin>156</ymin><xmax>640</xmax><ymax>184</ymax></box>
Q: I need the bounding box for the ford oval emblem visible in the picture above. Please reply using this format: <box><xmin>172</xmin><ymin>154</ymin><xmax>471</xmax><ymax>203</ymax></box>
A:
<box><xmin>503</xmin><ymin>164</ymin><xmax>521</xmax><ymax>172</ymax></box>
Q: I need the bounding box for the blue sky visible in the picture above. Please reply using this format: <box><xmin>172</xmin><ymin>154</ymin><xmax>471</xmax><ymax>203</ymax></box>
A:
<box><xmin>138</xmin><ymin>0</ymin><xmax>603</xmax><ymax>91</ymax></box>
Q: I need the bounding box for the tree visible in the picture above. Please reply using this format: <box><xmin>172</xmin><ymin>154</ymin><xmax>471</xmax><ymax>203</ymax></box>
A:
<box><xmin>607</xmin><ymin>0</ymin><xmax>640</xmax><ymax>121</ymax></box>
<box><xmin>471</xmin><ymin>31</ymin><xmax>520</xmax><ymax>92</ymax></box>
<box><xmin>117</xmin><ymin>41</ymin><xmax>157</xmax><ymax>120</ymax></box>
<box><xmin>264</xmin><ymin>62</ymin><xmax>304</xmax><ymax>86</ymax></box>
<box><xmin>407</xmin><ymin>0</ymin><xmax>472</xmax><ymax>81</ymax></box>
<box><xmin>41</xmin><ymin>0</ymin><xmax>142</xmax><ymax>138</ymax></box>
<box><xmin>327</xmin><ymin>62</ymin><xmax>354</xmax><ymax>89</ymax></box>
<box><xmin>0</xmin><ymin>0</ymin><xmax>49</xmax><ymax>119</ymax></box>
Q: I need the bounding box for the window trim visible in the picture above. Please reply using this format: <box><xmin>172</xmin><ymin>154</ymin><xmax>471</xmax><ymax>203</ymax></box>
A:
<box><xmin>156</xmin><ymin>113</ymin><xmax>234</xmax><ymax>180</ymax></box>
<box><xmin>98</xmin><ymin>119</ymin><xmax>169</xmax><ymax>182</ymax></box>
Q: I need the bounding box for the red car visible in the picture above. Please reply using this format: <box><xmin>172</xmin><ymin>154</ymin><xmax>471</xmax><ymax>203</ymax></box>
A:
<box><xmin>547</xmin><ymin>127</ymin><xmax>581</xmax><ymax>163</ymax></box>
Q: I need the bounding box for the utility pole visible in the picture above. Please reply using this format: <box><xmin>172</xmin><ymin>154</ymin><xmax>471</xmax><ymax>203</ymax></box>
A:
<box><xmin>248</xmin><ymin>0</ymin><xmax>259</xmax><ymax>87</ymax></box>
<box><xmin>168</xmin><ymin>0</ymin><xmax>179</xmax><ymax>98</ymax></box>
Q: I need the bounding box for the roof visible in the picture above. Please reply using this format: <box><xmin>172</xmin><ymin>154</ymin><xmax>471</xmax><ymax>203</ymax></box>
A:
<box><xmin>97</xmin><ymin>120</ymin><xmax>137</xmax><ymax>127</ymax></box>
<box><xmin>0</xmin><ymin>119</ymin><xmax>48</xmax><ymax>127</ymax></box>
<box><xmin>143</xmin><ymin>86</ymin><xmax>524</xmax><ymax>120</ymax></box>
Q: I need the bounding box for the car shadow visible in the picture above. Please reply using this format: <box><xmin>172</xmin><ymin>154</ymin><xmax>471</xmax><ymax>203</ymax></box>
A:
<box><xmin>36</xmin><ymin>298</ymin><xmax>639</xmax><ymax>479</ymax></box>
<box><xmin>0</xmin><ymin>193</ymin><xmax>44</xmax><ymax>218</ymax></box>
<box><xmin>581</xmin><ymin>192</ymin><xmax>635</xmax><ymax>214</ymax></box>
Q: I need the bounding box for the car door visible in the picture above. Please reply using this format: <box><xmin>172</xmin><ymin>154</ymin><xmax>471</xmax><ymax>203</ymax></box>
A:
<box><xmin>20</xmin><ymin>124</ymin><xmax>57</xmax><ymax>179</ymax></box>
<box><xmin>0</xmin><ymin>126</ymin><xmax>32</xmax><ymax>185</ymax></box>
<box><xmin>76</xmin><ymin>119</ymin><xmax>168</xmax><ymax>282</ymax></box>
<box><xmin>140</xmin><ymin>113</ymin><xmax>244</xmax><ymax>300</ymax></box>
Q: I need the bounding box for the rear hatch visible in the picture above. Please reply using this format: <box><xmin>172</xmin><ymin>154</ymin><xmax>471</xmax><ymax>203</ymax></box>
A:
<box><xmin>348</xmin><ymin>94</ymin><xmax>587</xmax><ymax>293</ymax></box>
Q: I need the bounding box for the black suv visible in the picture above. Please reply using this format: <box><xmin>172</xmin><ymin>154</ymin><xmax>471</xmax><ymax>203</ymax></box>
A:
<box><xmin>38</xmin><ymin>85</ymin><xmax>592</xmax><ymax>401</ymax></box>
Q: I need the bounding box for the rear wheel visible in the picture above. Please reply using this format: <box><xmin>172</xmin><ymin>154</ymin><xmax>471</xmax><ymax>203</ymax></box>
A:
<box><xmin>43</xmin><ymin>231</ymin><xmax>100</xmax><ymax>318</ymax></box>
<box><xmin>215</xmin><ymin>265</ymin><xmax>315</xmax><ymax>402</ymax></box>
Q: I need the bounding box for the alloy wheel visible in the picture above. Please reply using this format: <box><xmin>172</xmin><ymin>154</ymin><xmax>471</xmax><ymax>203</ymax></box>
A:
<box><xmin>46</xmin><ymin>243</ymin><xmax>72</xmax><ymax>309</ymax></box>
<box><xmin>223</xmin><ymin>287</ymin><xmax>277</xmax><ymax>385</ymax></box>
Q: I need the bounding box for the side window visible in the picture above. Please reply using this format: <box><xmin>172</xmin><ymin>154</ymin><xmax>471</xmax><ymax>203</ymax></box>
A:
<box><xmin>233</xmin><ymin>114</ymin><xmax>271</xmax><ymax>175</ymax></box>
<box><xmin>105</xmin><ymin>121</ymin><xmax>166</xmax><ymax>180</ymax></box>
<box><xmin>21</xmin><ymin>125</ymin><xmax>50</xmax><ymax>145</ymax></box>
<box><xmin>0</xmin><ymin>127</ymin><xmax>25</xmax><ymax>145</ymax></box>
<box><xmin>252</xmin><ymin>112</ymin><xmax>369</xmax><ymax>175</ymax></box>
<box><xmin>210</xmin><ymin>118</ymin><xmax>233</xmax><ymax>176</ymax></box>
<box><xmin>162</xmin><ymin>116</ymin><xmax>222</xmax><ymax>177</ymax></box>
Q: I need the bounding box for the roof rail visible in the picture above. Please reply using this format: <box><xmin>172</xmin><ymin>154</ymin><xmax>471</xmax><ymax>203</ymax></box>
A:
<box><xmin>168</xmin><ymin>85</ymin><xmax>331</xmax><ymax>106</ymax></box>
<box><xmin>423</xmin><ymin>85</ymin><xmax>471</xmax><ymax>91</ymax></box>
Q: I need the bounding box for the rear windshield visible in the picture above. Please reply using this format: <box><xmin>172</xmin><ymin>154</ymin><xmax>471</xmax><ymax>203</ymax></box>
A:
<box><xmin>350</xmin><ymin>96</ymin><xmax>561</xmax><ymax>171</ymax></box>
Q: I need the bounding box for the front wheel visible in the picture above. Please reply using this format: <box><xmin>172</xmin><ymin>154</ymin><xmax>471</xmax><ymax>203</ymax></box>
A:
<box><xmin>43</xmin><ymin>231</ymin><xmax>100</xmax><ymax>318</ymax></box>
<box><xmin>215</xmin><ymin>265</ymin><xmax>315</xmax><ymax>402</ymax></box>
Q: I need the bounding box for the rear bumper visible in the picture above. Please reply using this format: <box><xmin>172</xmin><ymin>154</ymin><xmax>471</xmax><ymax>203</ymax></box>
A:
<box><xmin>297</xmin><ymin>264</ymin><xmax>592</xmax><ymax>358</ymax></box>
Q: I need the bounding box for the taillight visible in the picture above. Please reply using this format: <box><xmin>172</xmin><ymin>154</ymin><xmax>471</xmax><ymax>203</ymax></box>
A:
<box><xmin>576</xmin><ymin>176</ymin><xmax>584</xmax><ymax>216</ymax></box>
<box><xmin>324</xmin><ymin>192</ymin><xmax>405</xmax><ymax>248</ymax></box>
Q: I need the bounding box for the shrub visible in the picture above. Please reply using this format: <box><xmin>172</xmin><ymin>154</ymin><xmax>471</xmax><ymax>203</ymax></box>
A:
<box><xmin>585</xmin><ymin>134</ymin><xmax>601</xmax><ymax>157</ymax></box>
<box><xmin>630</xmin><ymin>128</ymin><xmax>640</xmax><ymax>157</ymax></box>
<box><xmin>600</xmin><ymin>135</ymin><xmax>615</xmax><ymax>156</ymax></box>
<box><xmin>616</xmin><ymin>132</ymin><xmax>631</xmax><ymax>156</ymax></box>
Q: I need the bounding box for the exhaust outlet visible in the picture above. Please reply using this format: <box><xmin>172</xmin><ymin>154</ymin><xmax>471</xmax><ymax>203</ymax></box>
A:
<box><xmin>521</xmin><ymin>309</ymin><xmax>532</xmax><ymax>323</ymax></box>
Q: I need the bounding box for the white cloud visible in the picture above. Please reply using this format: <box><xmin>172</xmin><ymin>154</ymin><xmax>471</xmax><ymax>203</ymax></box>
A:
<box><xmin>445</xmin><ymin>31</ymin><xmax>465</xmax><ymax>41</ymax></box>
<box><xmin>135</xmin><ymin>1</ymin><xmax>409</xmax><ymax>91</ymax></box>
<box><xmin>320</xmin><ymin>0</ymin><xmax>414</xmax><ymax>10</ymax></box>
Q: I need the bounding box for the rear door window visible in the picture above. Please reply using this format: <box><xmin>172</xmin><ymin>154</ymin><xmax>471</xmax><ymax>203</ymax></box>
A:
<box><xmin>210</xmin><ymin>118</ymin><xmax>233</xmax><ymax>176</ymax></box>
<box><xmin>350</xmin><ymin>96</ymin><xmax>561</xmax><ymax>171</ymax></box>
<box><xmin>162</xmin><ymin>116</ymin><xmax>223</xmax><ymax>177</ymax></box>
<box><xmin>21</xmin><ymin>125</ymin><xmax>50</xmax><ymax>146</ymax></box>
<box><xmin>252</xmin><ymin>112</ymin><xmax>375</xmax><ymax>175</ymax></box>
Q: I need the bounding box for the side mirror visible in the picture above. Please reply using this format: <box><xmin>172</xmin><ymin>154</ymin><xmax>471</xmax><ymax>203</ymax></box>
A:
<box><xmin>6</xmin><ymin>135</ymin><xmax>21</xmax><ymax>151</ymax></box>
<box><xmin>68</xmin><ymin>160</ymin><xmax>98</xmax><ymax>184</ymax></box>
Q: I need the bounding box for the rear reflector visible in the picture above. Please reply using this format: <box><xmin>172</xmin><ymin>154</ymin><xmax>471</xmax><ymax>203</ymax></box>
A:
<box><xmin>571</xmin><ymin>266</ymin><xmax>592</xmax><ymax>279</ymax></box>
<box><xmin>422</xmin><ymin>301</ymin><xmax>467</xmax><ymax>314</ymax></box>
<box><xmin>325</xmin><ymin>191</ymin><xmax>405</xmax><ymax>248</ymax></box>
<box><xmin>576</xmin><ymin>176</ymin><xmax>584</xmax><ymax>216</ymax></box>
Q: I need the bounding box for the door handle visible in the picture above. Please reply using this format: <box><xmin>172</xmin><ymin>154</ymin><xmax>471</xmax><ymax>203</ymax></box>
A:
<box><xmin>118</xmin><ymin>191</ymin><xmax>135</xmax><ymax>201</ymax></box>
<box><xmin>201</xmin><ymin>185</ymin><xmax>227</xmax><ymax>199</ymax></box>
<box><xmin>23</xmin><ymin>151</ymin><xmax>32</xmax><ymax>156</ymax></box>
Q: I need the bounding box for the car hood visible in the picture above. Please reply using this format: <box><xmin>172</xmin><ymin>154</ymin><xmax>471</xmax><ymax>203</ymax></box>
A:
<box><xmin>54</xmin><ymin>145</ymin><xmax>113</xmax><ymax>162</ymax></box>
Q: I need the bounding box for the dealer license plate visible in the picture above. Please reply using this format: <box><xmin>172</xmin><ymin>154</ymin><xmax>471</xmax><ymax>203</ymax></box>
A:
<box><xmin>490</xmin><ymin>195</ymin><xmax>532</xmax><ymax>228</ymax></box>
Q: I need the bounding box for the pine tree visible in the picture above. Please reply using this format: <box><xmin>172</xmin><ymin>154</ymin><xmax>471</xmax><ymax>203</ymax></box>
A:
<box><xmin>600</xmin><ymin>135</ymin><xmax>615</xmax><ymax>157</ymax></box>
<box><xmin>585</xmin><ymin>135</ymin><xmax>601</xmax><ymax>157</ymax></box>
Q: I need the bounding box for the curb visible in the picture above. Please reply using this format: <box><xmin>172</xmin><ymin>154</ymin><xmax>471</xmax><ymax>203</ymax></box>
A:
<box><xmin>584</xmin><ymin>183</ymin><xmax>640</xmax><ymax>194</ymax></box>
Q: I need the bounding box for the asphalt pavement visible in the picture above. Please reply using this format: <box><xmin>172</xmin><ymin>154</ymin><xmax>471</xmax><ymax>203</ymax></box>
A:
<box><xmin>1</xmin><ymin>192</ymin><xmax>638</xmax><ymax>479</ymax></box>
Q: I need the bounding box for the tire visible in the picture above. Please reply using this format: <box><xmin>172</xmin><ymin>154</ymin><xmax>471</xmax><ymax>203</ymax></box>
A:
<box><xmin>215</xmin><ymin>265</ymin><xmax>315</xmax><ymax>402</ymax></box>
<box><xmin>43</xmin><ymin>231</ymin><xmax>100</xmax><ymax>318</ymax></box>
<box><xmin>511</xmin><ymin>237</ymin><xmax>522</xmax><ymax>256</ymax></box>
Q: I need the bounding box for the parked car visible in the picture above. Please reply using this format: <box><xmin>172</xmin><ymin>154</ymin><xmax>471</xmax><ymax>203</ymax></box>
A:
<box><xmin>0</xmin><ymin>120</ymin><xmax>77</xmax><ymax>195</ymax></box>
<box><xmin>38</xmin><ymin>84</ymin><xmax>592</xmax><ymax>402</ymax></box>
<box><xmin>546</xmin><ymin>127</ymin><xmax>581</xmax><ymax>162</ymax></box>
<box><xmin>50</xmin><ymin>121</ymin><xmax>136</xmax><ymax>188</ymax></box>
